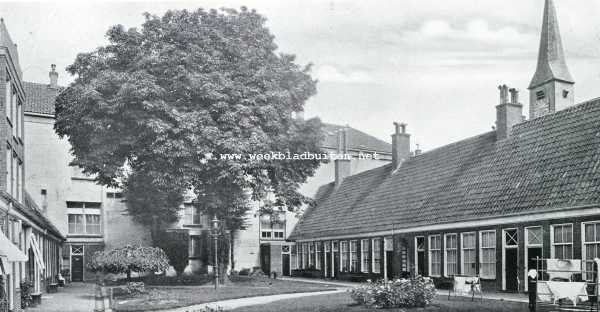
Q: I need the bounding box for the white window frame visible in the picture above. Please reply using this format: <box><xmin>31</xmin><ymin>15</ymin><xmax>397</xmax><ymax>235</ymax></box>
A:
<box><xmin>340</xmin><ymin>241</ymin><xmax>349</xmax><ymax>272</ymax></box>
<box><xmin>428</xmin><ymin>234</ymin><xmax>442</xmax><ymax>277</ymax></box>
<box><xmin>581</xmin><ymin>221</ymin><xmax>600</xmax><ymax>281</ymax></box>
<box><xmin>372</xmin><ymin>238</ymin><xmax>382</xmax><ymax>274</ymax></box>
<box><xmin>525</xmin><ymin>226</ymin><xmax>543</xmax><ymax>289</ymax></box>
<box><xmin>315</xmin><ymin>241</ymin><xmax>322</xmax><ymax>270</ymax></box>
<box><xmin>361</xmin><ymin>239</ymin><xmax>370</xmax><ymax>273</ymax></box>
<box><xmin>479</xmin><ymin>230</ymin><xmax>496</xmax><ymax>279</ymax></box>
<box><xmin>550</xmin><ymin>223</ymin><xmax>573</xmax><ymax>259</ymax></box>
<box><xmin>350</xmin><ymin>240</ymin><xmax>358</xmax><ymax>272</ymax></box>
<box><xmin>444</xmin><ymin>233</ymin><xmax>458</xmax><ymax>277</ymax></box>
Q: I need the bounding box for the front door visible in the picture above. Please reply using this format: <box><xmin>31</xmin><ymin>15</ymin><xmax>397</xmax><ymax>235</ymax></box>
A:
<box><xmin>325</xmin><ymin>252</ymin><xmax>331</xmax><ymax>277</ymax></box>
<box><xmin>260</xmin><ymin>245</ymin><xmax>271</xmax><ymax>274</ymax></box>
<box><xmin>71</xmin><ymin>255</ymin><xmax>84</xmax><ymax>282</ymax></box>
<box><xmin>386</xmin><ymin>251</ymin><xmax>394</xmax><ymax>279</ymax></box>
<box><xmin>506</xmin><ymin>249</ymin><xmax>519</xmax><ymax>292</ymax></box>
<box><xmin>282</xmin><ymin>254</ymin><xmax>290</xmax><ymax>276</ymax></box>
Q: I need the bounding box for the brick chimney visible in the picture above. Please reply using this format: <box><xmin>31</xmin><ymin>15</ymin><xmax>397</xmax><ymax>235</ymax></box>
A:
<box><xmin>496</xmin><ymin>85</ymin><xmax>523</xmax><ymax>140</ymax></box>
<box><xmin>391</xmin><ymin>122</ymin><xmax>410</xmax><ymax>170</ymax></box>
<box><xmin>334</xmin><ymin>128</ymin><xmax>351</xmax><ymax>187</ymax></box>
<box><xmin>49</xmin><ymin>64</ymin><xmax>58</xmax><ymax>88</ymax></box>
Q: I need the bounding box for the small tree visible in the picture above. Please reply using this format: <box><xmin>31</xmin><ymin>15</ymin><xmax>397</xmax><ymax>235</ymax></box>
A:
<box><xmin>88</xmin><ymin>245</ymin><xmax>169</xmax><ymax>282</ymax></box>
<box><xmin>155</xmin><ymin>230</ymin><xmax>189</xmax><ymax>276</ymax></box>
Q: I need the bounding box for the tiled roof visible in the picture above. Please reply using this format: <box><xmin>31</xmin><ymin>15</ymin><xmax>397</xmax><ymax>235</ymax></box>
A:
<box><xmin>23</xmin><ymin>81</ymin><xmax>61</xmax><ymax>115</ymax></box>
<box><xmin>290</xmin><ymin>98</ymin><xmax>600</xmax><ymax>240</ymax></box>
<box><xmin>0</xmin><ymin>190</ymin><xmax>65</xmax><ymax>241</ymax></box>
<box><xmin>321</xmin><ymin>123</ymin><xmax>391</xmax><ymax>154</ymax></box>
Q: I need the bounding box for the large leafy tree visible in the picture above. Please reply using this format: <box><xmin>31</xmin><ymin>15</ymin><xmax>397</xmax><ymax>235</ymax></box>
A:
<box><xmin>55</xmin><ymin>8</ymin><xmax>323</xmax><ymax>235</ymax></box>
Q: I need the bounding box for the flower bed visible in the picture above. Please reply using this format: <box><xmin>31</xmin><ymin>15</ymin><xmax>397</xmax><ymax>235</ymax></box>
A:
<box><xmin>349</xmin><ymin>276</ymin><xmax>436</xmax><ymax>309</ymax></box>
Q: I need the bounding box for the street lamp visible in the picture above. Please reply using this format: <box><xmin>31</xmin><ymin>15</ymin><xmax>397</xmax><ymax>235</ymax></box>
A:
<box><xmin>211</xmin><ymin>216</ymin><xmax>220</xmax><ymax>290</ymax></box>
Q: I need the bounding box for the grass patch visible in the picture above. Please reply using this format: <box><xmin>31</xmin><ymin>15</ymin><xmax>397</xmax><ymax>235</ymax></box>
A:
<box><xmin>113</xmin><ymin>276</ymin><xmax>338</xmax><ymax>312</ymax></box>
<box><xmin>231</xmin><ymin>292</ymin><xmax>531</xmax><ymax>312</ymax></box>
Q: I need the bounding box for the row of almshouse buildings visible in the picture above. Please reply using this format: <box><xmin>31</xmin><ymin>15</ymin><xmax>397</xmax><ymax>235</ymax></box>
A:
<box><xmin>289</xmin><ymin>0</ymin><xmax>600</xmax><ymax>293</ymax></box>
<box><xmin>1</xmin><ymin>19</ymin><xmax>64</xmax><ymax>311</ymax></box>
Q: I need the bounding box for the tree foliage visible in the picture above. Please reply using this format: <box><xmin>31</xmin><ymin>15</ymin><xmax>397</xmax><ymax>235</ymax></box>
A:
<box><xmin>54</xmin><ymin>7</ymin><xmax>323</xmax><ymax>227</ymax></box>
<box><xmin>88</xmin><ymin>245</ymin><xmax>170</xmax><ymax>280</ymax></box>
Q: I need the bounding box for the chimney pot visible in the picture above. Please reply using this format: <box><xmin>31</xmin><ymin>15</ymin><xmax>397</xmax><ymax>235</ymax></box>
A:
<box><xmin>334</xmin><ymin>128</ymin><xmax>351</xmax><ymax>187</ymax></box>
<box><xmin>49</xmin><ymin>64</ymin><xmax>59</xmax><ymax>88</ymax></box>
<box><xmin>391</xmin><ymin>122</ymin><xmax>410</xmax><ymax>170</ymax></box>
<box><xmin>496</xmin><ymin>85</ymin><xmax>523</xmax><ymax>140</ymax></box>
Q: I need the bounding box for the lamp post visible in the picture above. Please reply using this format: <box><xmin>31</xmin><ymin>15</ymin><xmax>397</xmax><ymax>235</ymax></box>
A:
<box><xmin>211</xmin><ymin>216</ymin><xmax>220</xmax><ymax>290</ymax></box>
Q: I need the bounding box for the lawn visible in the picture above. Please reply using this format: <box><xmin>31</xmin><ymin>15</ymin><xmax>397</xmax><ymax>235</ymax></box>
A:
<box><xmin>231</xmin><ymin>292</ymin><xmax>532</xmax><ymax>312</ymax></box>
<box><xmin>112</xmin><ymin>276</ymin><xmax>338</xmax><ymax>312</ymax></box>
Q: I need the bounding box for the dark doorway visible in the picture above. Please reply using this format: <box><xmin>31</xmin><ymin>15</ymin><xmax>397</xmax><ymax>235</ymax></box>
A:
<box><xmin>260</xmin><ymin>245</ymin><xmax>271</xmax><ymax>275</ymax></box>
<box><xmin>386</xmin><ymin>251</ymin><xmax>394</xmax><ymax>279</ymax></box>
<box><xmin>528</xmin><ymin>247</ymin><xmax>542</xmax><ymax>273</ymax></box>
<box><xmin>417</xmin><ymin>251</ymin><xmax>425</xmax><ymax>276</ymax></box>
<box><xmin>333</xmin><ymin>252</ymin><xmax>339</xmax><ymax>278</ymax></box>
<box><xmin>282</xmin><ymin>254</ymin><xmax>290</xmax><ymax>276</ymax></box>
<box><xmin>325</xmin><ymin>252</ymin><xmax>331</xmax><ymax>277</ymax></box>
<box><xmin>506</xmin><ymin>248</ymin><xmax>519</xmax><ymax>292</ymax></box>
<box><xmin>71</xmin><ymin>255</ymin><xmax>84</xmax><ymax>282</ymax></box>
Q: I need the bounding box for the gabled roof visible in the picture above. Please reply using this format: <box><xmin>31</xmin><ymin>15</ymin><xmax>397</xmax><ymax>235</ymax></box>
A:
<box><xmin>23</xmin><ymin>81</ymin><xmax>61</xmax><ymax>115</ymax></box>
<box><xmin>290</xmin><ymin>98</ymin><xmax>600</xmax><ymax>240</ymax></box>
<box><xmin>529</xmin><ymin>0</ymin><xmax>574</xmax><ymax>89</ymax></box>
<box><xmin>321</xmin><ymin>123</ymin><xmax>391</xmax><ymax>154</ymax></box>
<box><xmin>0</xmin><ymin>190</ymin><xmax>65</xmax><ymax>241</ymax></box>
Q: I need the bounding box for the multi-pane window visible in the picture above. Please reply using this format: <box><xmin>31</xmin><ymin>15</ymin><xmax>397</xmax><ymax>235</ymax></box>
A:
<box><xmin>297</xmin><ymin>244</ymin><xmax>303</xmax><ymax>269</ymax></box>
<box><xmin>302</xmin><ymin>243</ymin><xmax>309</xmax><ymax>269</ymax></box>
<box><xmin>341</xmin><ymin>241</ymin><xmax>349</xmax><ymax>272</ymax></box>
<box><xmin>361</xmin><ymin>239</ymin><xmax>370</xmax><ymax>273</ymax></box>
<box><xmin>527</xmin><ymin>227</ymin><xmax>543</xmax><ymax>246</ymax></box>
<box><xmin>190</xmin><ymin>235</ymin><xmax>202</xmax><ymax>257</ymax></box>
<box><xmin>309</xmin><ymin>243</ymin><xmax>315</xmax><ymax>267</ymax></box>
<box><xmin>350</xmin><ymin>240</ymin><xmax>358</xmax><ymax>272</ymax></box>
<box><xmin>85</xmin><ymin>215</ymin><xmax>101</xmax><ymax>234</ymax></box>
<box><xmin>372</xmin><ymin>238</ymin><xmax>382</xmax><ymax>273</ymax></box>
<box><xmin>462</xmin><ymin>232</ymin><xmax>477</xmax><ymax>276</ymax></box>
<box><xmin>445</xmin><ymin>234</ymin><xmax>458</xmax><ymax>277</ymax></box>
<box><xmin>584</xmin><ymin>223</ymin><xmax>600</xmax><ymax>279</ymax></box>
<box><xmin>315</xmin><ymin>241</ymin><xmax>322</xmax><ymax>270</ymax></box>
<box><xmin>68</xmin><ymin>214</ymin><xmax>84</xmax><ymax>234</ymax></box>
<box><xmin>5</xmin><ymin>146</ymin><xmax>10</xmax><ymax>196</ymax></box>
<box><xmin>553</xmin><ymin>224</ymin><xmax>573</xmax><ymax>259</ymax></box>
<box><xmin>480</xmin><ymin>231</ymin><xmax>496</xmax><ymax>279</ymax></box>
<box><xmin>260</xmin><ymin>212</ymin><xmax>285</xmax><ymax>240</ymax></box>
<box><xmin>5</xmin><ymin>72</ymin><xmax>11</xmax><ymax>119</ymax></box>
<box><xmin>291</xmin><ymin>245</ymin><xmax>298</xmax><ymax>269</ymax></box>
<box><xmin>184</xmin><ymin>204</ymin><xmax>205</xmax><ymax>226</ymax></box>
<box><xmin>505</xmin><ymin>229</ymin><xmax>518</xmax><ymax>247</ymax></box>
<box><xmin>429</xmin><ymin>235</ymin><xmax>442</xmax><ymax>276</ymax></box>
<box><xmin>67</xmin><ymin>202</ymin><xmax>102</xmax><ymax>235</ymax></box>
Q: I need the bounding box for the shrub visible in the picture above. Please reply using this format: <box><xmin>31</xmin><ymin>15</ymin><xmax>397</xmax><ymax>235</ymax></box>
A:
<box><xmin>349</xmin><ymin>276</ymin><xmax>436</xmax><ymax>309</ymax></box>
<box><xmin>88</xmin><ymin>245</ymin><xmax>170</xmax><ymax>281</ymax></box>
<box><xmin>20</xmin><ymin>280</ymin><xmax>33</xmax><ymax>308</ymax></box>
<box><xmin>155</xmin><ymin>230</ymin><xmax>189</xmax><ymax>276</ymax></box>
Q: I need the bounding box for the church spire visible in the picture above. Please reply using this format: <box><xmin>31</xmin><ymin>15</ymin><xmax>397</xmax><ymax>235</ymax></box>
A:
<box><xmin>528</xmin><ymin>0</ymin><xmax>574</xmax><ymax>119</ymax></box>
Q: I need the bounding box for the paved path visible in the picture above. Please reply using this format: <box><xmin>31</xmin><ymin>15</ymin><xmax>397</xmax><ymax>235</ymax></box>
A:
<box><xmin>27</xmin><ymin>282</ymin><xmax>95</xmax><ymax>312</ymax></box>
<box><xmin>162</xmin><ymin>289</ymin><xmax>346</xmax><ymax>312</ymax></box>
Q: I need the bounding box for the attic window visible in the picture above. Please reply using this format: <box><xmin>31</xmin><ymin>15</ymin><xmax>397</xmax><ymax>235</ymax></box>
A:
<box><xmin>563</xmin><ymin>90</ymin><xmax>569</xmax><ymax>98</ymax></box>
<box><xmin>536</xmin><ymin>90</ymin><xmax>546</xmax><ymax>100</ymax></box>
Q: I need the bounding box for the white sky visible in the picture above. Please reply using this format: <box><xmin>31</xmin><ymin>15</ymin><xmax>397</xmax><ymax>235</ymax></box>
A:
<box><xmin>2</xmin><ymin>0</ymin><xmax>600</xmax><ymax>150</ymax></box>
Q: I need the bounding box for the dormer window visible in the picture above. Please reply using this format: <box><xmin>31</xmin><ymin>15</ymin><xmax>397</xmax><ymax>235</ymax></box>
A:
<box><xmin>536</xmin><ymin>90</ymin><xmax>546</xmax><ymax>100</ymax></box>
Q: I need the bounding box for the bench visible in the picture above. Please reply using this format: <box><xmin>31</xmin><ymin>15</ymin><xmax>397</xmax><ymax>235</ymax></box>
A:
<box><xmin>30</xmin><ymin>292</ymin><xmax>42</xmax><ymax>306</ymax></box>
<box><xmin>448</xmin><ymin>275</ymin><xmax>483</xmax><ymax>301</ymax></box>
<box><xmin>47</xmin><ymin>283</ymin><xmax>59</xmax><ymax>293</ymax></box>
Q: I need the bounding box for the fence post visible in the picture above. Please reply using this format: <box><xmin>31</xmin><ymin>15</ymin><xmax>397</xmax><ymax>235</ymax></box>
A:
<box><xmin>93</xmin><ymin>284</ymin><xmax>104</xmax><ymax>312</ymax></box>
<box><xmin>527</xmin><ymin>270</ymin><xmax>536</xmax><ymax>312</ymax></box>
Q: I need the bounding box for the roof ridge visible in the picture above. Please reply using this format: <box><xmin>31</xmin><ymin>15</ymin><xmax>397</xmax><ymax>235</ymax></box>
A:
<box><xmin>517</xmin><ymin>96</ymin><xmax>600</xmax><ymax>127</ymax></box>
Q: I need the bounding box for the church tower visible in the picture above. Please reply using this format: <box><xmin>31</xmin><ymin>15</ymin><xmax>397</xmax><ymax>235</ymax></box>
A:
<box><xmin>528</xmin><ymin>0</ymin><xmax>574</xmax><ymax>119</ymax></box>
